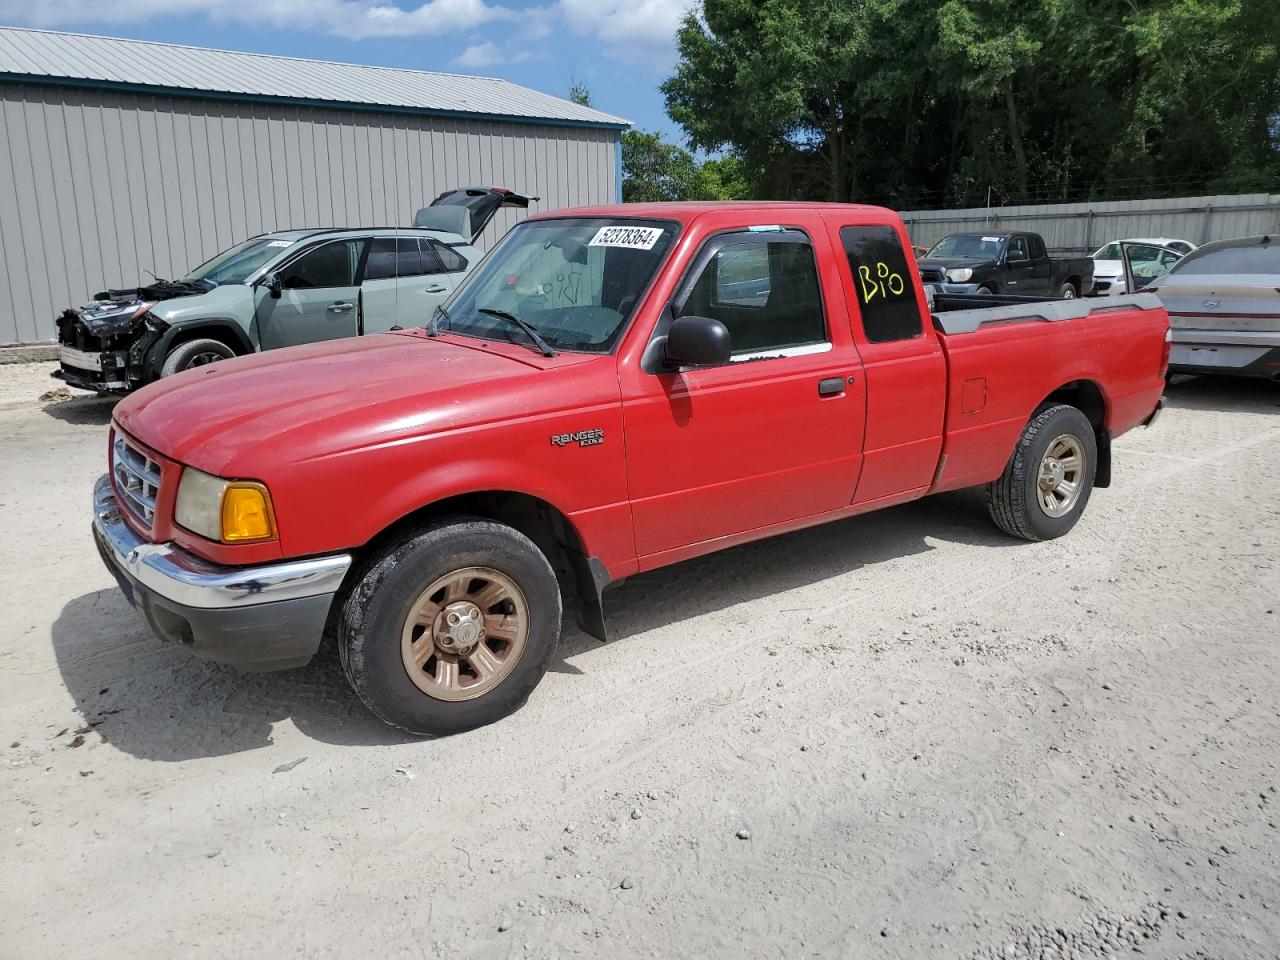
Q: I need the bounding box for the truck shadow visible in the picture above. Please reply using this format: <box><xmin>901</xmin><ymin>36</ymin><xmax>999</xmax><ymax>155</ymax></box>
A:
<box><xmin>50</xmin><ymin>489</ymin><xmax>1013</xmax><ymax>761</ymax></box>
<box><xmin>1162</xmin><ymin>375</ymin><xmax>1279</xmax><ymax>415</ymax></box>
<box><xmin>42</xmin><ymin>396</ymin><xmax>118</xmax><ymax>425</ymax></box>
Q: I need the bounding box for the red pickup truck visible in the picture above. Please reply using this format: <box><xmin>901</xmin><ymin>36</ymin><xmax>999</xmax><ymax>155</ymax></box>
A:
<box><xmin>94</xmin><ymin>202</ymin><xmax>1168</xmax><ymax>735</ymax></box>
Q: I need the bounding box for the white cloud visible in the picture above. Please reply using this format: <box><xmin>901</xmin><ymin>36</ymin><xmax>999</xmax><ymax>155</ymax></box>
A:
<box><xmin>453</xmin><ymin>41</ymin><xmax>530</xmax><ymax>68</ymax></box>
<box><xmin>0</xmin><ymin>0</ymin><xmax>516</xmax><ymax>40</ymax></box>
<box><xmin>555</xmin><ymin>0</ymin><xmax>696</xmax><ymax>67</ymax></box>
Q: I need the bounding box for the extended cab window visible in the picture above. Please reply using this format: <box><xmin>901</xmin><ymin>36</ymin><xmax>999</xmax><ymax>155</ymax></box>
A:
<box><xmin>679</xmin><ymin>232</ymin><xmax>826</xmax><ymax>357</ymax></box>
<box><xmin>280</xmin><ymin>239</ymin><xmax>364</xmax><ymax>289</ymax></box>
<box><xmin>840</xmin><ymin>225</ymin><xmax>924</xmax><ymax>343</ymax></box>
<box><xmin>365</xmin><ymin>238</ymin><xmax>428</xmax><ymax>281</ymax></box>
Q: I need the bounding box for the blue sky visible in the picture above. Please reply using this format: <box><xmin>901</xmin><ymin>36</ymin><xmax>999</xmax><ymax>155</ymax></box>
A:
<box><xmin>0</xmin><ymin>0</ymin><xmax>697</xmax><ymax>138</ymax></box>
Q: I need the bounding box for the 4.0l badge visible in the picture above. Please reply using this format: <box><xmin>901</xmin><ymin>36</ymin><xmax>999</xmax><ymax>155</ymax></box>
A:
<box><xmin>550</xmin><ymin>428</ymin><xmax>604</xmax><ymax>448</ymax></box>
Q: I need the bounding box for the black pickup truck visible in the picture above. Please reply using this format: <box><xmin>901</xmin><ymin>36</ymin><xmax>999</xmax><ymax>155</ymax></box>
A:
<box><xmin>917</xmin><ymin>232</ymin><xmax>1094</xmax><ymax>299</ymax></box>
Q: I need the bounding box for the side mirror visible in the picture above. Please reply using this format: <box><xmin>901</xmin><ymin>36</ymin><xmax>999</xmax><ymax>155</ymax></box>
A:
<box><xmin>665</xmin><ymin>314</ymin><xmax>731</xmax><ymax>368</ymax></box>
<box><xmin>264</xmin><ymin>272</ymin><xmax>283</xmax><ymax>299</ymax></box>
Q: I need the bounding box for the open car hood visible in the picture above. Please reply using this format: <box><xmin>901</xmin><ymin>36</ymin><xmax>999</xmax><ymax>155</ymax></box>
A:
<box><xmin>412</xmin><ymin>187</ymin><xmax>537</xmax><ymax>242</ymax></box>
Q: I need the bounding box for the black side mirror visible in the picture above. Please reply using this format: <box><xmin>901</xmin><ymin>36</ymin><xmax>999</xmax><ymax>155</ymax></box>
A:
<box><xmin>665</xmin><ymin>314</ymin><xmax>731</xmax><ymax>368</ymax></box>
<box><xmin>264</xmin><ymin>272</ymin><xmax>283</xmax><ymax>299</ymax></box>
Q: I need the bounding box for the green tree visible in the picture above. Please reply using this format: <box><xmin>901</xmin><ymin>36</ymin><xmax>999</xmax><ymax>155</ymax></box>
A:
<box><xmin>664</xmin><ymin>0</ymin><xmax>1280</xmax><ymax>207</ymax></box>
<box><xmin>568</xmin><ymin>78</ymin><xmax>593</xmax><ymax>107</ymax></box>
<box><xmin>622</xmin><ymin>129</ymin><xmax>751</xmax><ymax>201</ymax></box>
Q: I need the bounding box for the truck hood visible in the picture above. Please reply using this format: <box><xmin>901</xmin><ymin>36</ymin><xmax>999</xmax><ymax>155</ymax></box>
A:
<box><xmin>113</xmin><ymin>333</ymin><xmax>593</xmax><ymax>477</ymax></box>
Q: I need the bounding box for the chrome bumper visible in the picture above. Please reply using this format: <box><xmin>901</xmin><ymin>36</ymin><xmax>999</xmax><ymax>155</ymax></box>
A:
<box><xmin>93</xmin><ymin>474</ymin><xmax>351</xmax><ymax>610</ymax></box>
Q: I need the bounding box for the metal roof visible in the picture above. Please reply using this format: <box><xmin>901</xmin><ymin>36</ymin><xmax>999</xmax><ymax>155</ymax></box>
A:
<box><xmin>0</xmin><ymin>26</ymin><xmax>630</xmax><ymax>130</ymax></box>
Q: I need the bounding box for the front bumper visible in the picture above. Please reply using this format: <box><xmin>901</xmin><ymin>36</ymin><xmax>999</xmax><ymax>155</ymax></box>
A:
<box><xmin>924</xmin><ymin>281</ymin><xmax>983</xmax><ymax>295</ymax></box>
<box><xmin>92</xmin><ymin>475</ymin><xmax>352</xmax><ymax>671</ymax></box>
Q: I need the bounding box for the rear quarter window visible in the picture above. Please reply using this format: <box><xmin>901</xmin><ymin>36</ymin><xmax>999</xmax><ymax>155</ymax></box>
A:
<box><xmin>840</xmin><ymin>225</ymin><xmax>924</xmax><ymax>343</ymax></box>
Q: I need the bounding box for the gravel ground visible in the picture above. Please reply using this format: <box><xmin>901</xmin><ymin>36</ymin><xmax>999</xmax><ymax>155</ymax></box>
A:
<box><xmin>1</xmin><ymin>362</ymin><xmax>1278</xmax><ymax>959</ymax></box>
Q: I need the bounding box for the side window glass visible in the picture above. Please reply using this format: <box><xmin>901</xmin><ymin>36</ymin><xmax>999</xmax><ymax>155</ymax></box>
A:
<box><xmin>840</xmin><ymin>225</ymin><xmax>924</xmax><ymax>344</ymax></box>
<box><xmin>430</xmin><ymin>240</ymin><xmax>468</xmax><ymax>273</ymax></box>
<box><xmin>1029</xmin><ymin>235</ymin><xmax>1046</xmax><ymax>259</ymax></box>
<box><xmin>1008</xmin><ymin>238</ymin><xmax>1028</xmax><ymax>261</ymax></box>
<box><xmin>363</xmin><ymin>238</ymin><xmax>398</xmax><ymax>281</ymax></box>
<box><xmin>395</xmin><ymin>238</ymin><xmax>426</xmax><ymax>278</ymax></box>
<box><xmin>281</xmin><ymin>240</ymin><xmax>361</xmax><ymax>289</ymax></box>
<box><xmin>680</xmin><ymin>236</ymin><xmax>826</xmax><ymax>356</ymax></box>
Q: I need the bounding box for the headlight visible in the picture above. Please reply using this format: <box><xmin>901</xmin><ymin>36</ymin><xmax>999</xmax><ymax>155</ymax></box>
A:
<box><xmin>945</xmin><ymin>268</ymin><xmax>973</xmax><ymax>283</ymax></box>
<box><xmin>175</xmin><ymin>467</ymin><xmax>278</xmax><ymax>543</ymax></box>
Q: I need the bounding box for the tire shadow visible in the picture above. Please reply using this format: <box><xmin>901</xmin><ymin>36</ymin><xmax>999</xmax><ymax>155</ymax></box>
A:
<box><xmin>50</xmin><ymin>588</ymin><xmax>414</xmax><ymax>762</ymax></box>
<box><xmin>52</xmin><ymin>488</ymin><xmax>1012</xmax><ymax>760</ymax></box>
<box><xmin>551</xmin><ymin>487</ymin><xmax>1012</xmax><ymax>664</ymax></box>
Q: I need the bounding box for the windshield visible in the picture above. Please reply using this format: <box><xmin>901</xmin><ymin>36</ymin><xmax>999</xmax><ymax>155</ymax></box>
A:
<box><xmin>1093</xmin><ymin>242</ymin><xmax>1123</xmax><ymax>259</ymax></box>
<box><xmin>434</xmin><ymin>217</ymin><xmax>678</xmax><ymax>354</ymax></box>
<box><xmin>184</xmin><ymin>237</ymin><xmax>297</xmax><ymax>285</ymax></box>
<box><xmin>927</xmin><ymin>235</ymin><xmax>1005</xmax><ymax>259</ymax></box>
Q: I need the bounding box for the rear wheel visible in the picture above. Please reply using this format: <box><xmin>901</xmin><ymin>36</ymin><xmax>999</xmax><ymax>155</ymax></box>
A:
<box><xmin>159</xmin><ymin>338</ymin><xmax>235</xmax><ymax>377</ymax></box>
<box><xmin>1058</xmin><ymin>282</ymin><xmax>1078</xmax><ymax>299</ymax></box>
<box><xmin>339</xmin><ymin>518</ymin><xmax>562</xmax><ymax>736</ymax></box>
<box><xmin>987</xmin><ymin>404</ymin><xmax>1097</xmax><ymax>541</ymax></box>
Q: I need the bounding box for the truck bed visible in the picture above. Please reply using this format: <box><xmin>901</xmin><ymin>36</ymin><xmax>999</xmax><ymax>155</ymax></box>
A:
<box><xmin>926</xmin><ymin>292</ymin><xmax>1168</xmax><ymax>494</ymax></box>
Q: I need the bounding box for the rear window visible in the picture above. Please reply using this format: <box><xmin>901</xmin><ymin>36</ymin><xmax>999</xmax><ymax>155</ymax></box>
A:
<box><xmin>841</xmin><ymin>225</ymin><xmax>924</xmax><ymax>343</ymax></box>
<box><xmin>1172</xmin><ymin>241</ymin><xmax>1279</xmax><ymax>276</ymax></box>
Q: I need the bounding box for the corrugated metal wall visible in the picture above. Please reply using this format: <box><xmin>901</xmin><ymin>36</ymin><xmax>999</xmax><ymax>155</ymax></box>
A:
<box><xmin>0</xmin><ymin>82</ymin><xmax>619</xmax><ymax>344</ymax></box>
<box><xmin>900</xmin><ymin>194</ymin><xmax>1280</xmax><ymax>256</ymax></box>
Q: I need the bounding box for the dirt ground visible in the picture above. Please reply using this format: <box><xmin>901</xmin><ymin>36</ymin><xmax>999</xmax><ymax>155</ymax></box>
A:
<box><xmin>1</xmin><ymin>361</ymin><xmax>1277</xmax><ymax>959</ymax></box>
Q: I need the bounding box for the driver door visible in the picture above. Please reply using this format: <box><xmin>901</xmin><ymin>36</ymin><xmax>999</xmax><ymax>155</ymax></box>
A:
<box><xmin>255</xmin><ymin>238</ymin><xmax>366</xmax><ymax>349</ymax></box>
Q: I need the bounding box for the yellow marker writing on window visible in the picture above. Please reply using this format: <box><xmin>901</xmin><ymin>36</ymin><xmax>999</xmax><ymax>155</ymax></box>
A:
<box><xmin>859</xmin><ymin>261</ymin><xmax>905</xmax><ymax>303</ymax></box>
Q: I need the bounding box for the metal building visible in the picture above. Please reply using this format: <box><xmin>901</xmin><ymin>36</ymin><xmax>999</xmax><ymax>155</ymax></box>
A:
<box><xmin>0</xmin><ymin>27</ymin><xmax>629</xmax><ymax>345</ymax></box>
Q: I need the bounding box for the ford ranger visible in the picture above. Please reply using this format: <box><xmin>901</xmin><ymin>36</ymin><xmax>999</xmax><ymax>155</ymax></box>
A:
<box><xmin>92</xmin><ymin>202</ymin><xmax>1168</xmax><ymax>735</ymax></box>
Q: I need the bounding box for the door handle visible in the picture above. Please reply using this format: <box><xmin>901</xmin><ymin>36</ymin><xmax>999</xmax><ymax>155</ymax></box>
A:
<box><xmin>328</xmin><ymin>302</ymin><xmax>354</xmax><ymax>312</ymax></box>
<box><xmin>818</xmin><ymin>377</ymin><xmax>845</xmax><ymax>397</ymax></box>
<box><xmin>424</xmin><ymin>285</ymin><xmax>448</xmax><ymax>294</ymax></box>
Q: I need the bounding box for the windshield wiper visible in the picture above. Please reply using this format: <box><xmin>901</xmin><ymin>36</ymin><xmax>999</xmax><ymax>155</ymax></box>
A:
<box><xmin>477</xmin><ymin>307</ymin><xmax>557</xmax><ymax>357</ymax></box>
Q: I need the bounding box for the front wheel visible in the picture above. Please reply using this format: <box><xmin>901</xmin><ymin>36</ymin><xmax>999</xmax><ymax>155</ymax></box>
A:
<box><xmin>159</xmin><ymin>338</ymin><xmax>236</xmax><ymax>377</ymax></box>
<box><xmin>986</xmin><ymin>404</ymin><xmax>1097</xmax><ymax>541</ymax></box>
<box><xmin>339</xmin><ymin>518</ymin><xmax>562</xmax><ymax>736</ymax></box>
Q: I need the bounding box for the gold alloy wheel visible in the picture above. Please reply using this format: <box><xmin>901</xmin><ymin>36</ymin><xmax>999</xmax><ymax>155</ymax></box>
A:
<box><xmin>1037</xmin><ymin>433</ymin><xmax>1086</xmax><ymax>518</ymax></box>
<box><xmin>400</xmin><ymin>566</ymin><xmax>529</xmax><ymax>702</ymax></box>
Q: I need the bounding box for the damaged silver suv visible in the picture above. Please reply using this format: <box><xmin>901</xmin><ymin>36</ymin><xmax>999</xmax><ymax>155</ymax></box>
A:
<box><xmin>54</xmin><ymin>187</ymin><xmax>531</xmax><ymax>392</ymax></box>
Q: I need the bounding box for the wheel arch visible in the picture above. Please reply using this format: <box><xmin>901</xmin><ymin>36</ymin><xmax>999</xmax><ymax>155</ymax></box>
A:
<box><xmin>1038</xmin><ymin>378</ymin><xmax>1111</xmax><ymax>487</ymax></box>
<box><xmin>355</xmin><ymin>489</ymin><xmax>610</xmax><ymax>642</ymax></box>
<box><xmin>146</xmin><ymin>319</ymin><xmax>253</xmax><ymax>380</ymax></box>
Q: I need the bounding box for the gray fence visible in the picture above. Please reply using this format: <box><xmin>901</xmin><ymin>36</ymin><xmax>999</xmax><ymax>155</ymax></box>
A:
<box><xmin>900</xmin><ymin>193</ymin><xmax>1280</xmax><ymax>255</ymax></box>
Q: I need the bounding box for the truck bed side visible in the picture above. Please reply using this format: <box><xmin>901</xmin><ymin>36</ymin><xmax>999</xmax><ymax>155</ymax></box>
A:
<box><xmin>929</xmin><ymin>295</ymin><xmax>1168</xmax><ymax>493</ymax></box>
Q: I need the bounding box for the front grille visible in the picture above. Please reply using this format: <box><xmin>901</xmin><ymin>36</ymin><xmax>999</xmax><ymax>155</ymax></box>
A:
<box><xmin>112</xmin><ymin>434</ymin><xmax>161</xmax><ymax>529</ymax></box>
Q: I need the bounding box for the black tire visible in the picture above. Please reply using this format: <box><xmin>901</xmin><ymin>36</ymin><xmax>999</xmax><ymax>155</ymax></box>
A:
<box><xmin>986</xmin><ymin>404</ymin><xmax>1097</xmax><ymax>541</ymax></box>
<box><xmin>160</xmin><ymin>338</ymin><xmax>236</xmax><ymax>377</ymax></box>
<box><xmin>977</xmin><ymin>285</ymin><xmax>996</xmax><ymax>296</ymax></box>
<box><xmin>1058</xmin><ymin>281</ymin><xmax>1078</xmax><ymax>300</ymax></box>
<box><xmin>339</xmin><ymin>517</ymin><xmax>562</xmax><ymax>736</ymax></box>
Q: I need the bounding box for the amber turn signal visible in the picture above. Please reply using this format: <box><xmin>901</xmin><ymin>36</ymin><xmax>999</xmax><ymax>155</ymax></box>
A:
<box><xmin>221</xmin><ymin>482</ymin><xmax>278</xmax><ymax>543</ymax></box>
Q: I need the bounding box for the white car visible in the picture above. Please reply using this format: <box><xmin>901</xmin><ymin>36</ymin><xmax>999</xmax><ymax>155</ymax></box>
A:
<box><xmin>1091</xmin><ymin>237</ymin><xmax>1196</xmax><ymax>296</ymax></box>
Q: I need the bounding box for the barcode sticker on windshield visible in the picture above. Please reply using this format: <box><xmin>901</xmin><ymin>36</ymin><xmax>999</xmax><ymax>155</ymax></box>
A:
<box><xmin>589</xmin><ymin>226</ymin><xmax>664</xmax><ymax>250</ymax></box>
<box><xmin>981</xmin><ymin>236</ymin><xmax>1000</xmax><ymax>242</ymax></box>
<box><xmin>267</xmin><ymin>240</ymin><xmax>293</xmax><ymax>247</ymax></box>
